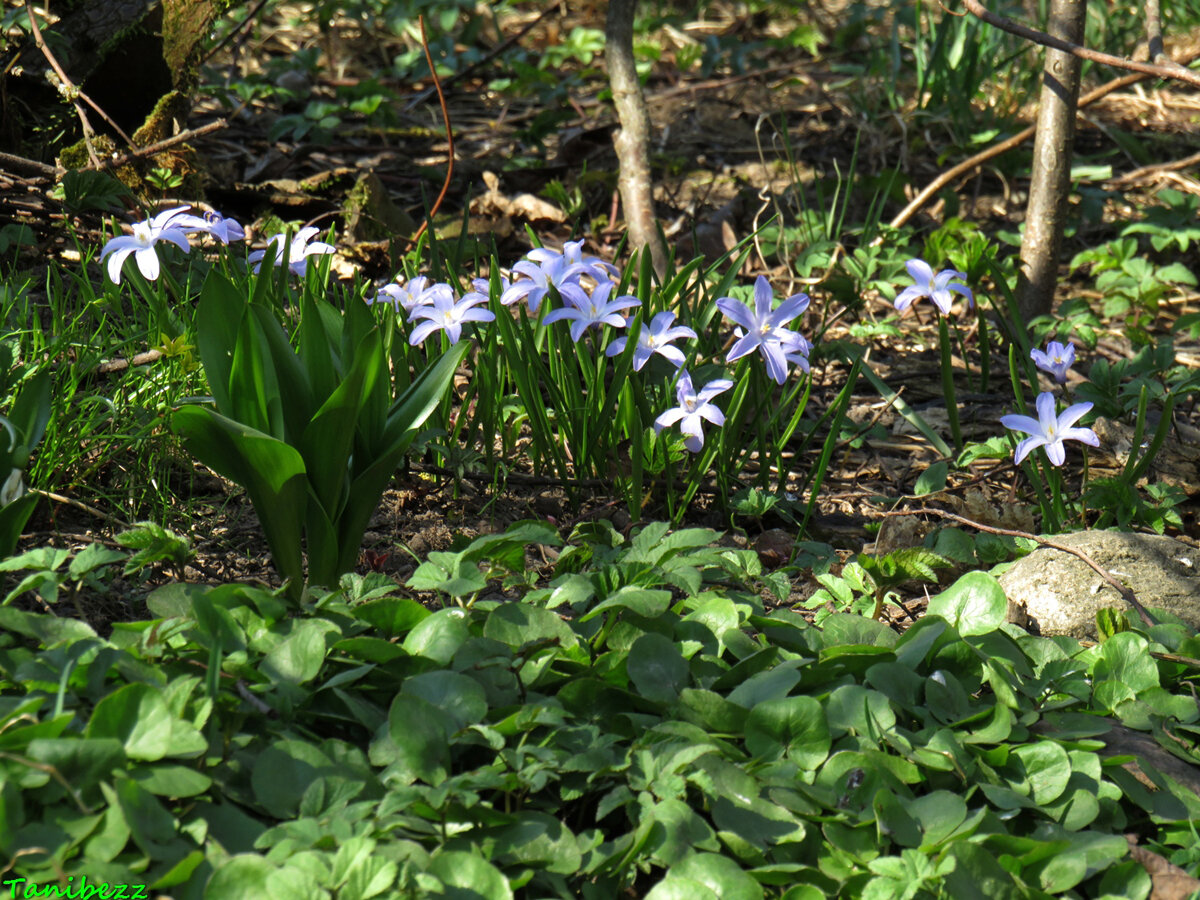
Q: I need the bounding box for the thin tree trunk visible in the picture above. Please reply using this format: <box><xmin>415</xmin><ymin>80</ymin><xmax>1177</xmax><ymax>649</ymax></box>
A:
<box><xmin>1016</xmin><ymin>0</ymin><xmax>1087</xmax><ymax>322</ymax></box>
<box><xmin>605</xmin><ymin>0</ymin><xmax>667</xmax><ymax>278</ymax></box>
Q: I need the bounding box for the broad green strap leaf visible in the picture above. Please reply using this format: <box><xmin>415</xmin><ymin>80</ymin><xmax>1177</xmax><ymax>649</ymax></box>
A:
<box><xmin>248</xmin><ymin>303</ymin><xmax>315</xmax><ymax>439</ymax></box>
<box><xmin>195</xmin><ymin>271</ymin><xmax>247</xmax><ymax>414</ymax></box>
<box><xmin>172</xmin><ymin>406</ymin><xmax>307</xmax><ymax>597</ymax></box>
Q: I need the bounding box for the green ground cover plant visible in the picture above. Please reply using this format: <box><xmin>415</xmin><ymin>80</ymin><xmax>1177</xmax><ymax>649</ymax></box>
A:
<box><xmin>1</xmin><ymin>523</ymin><xmax>1199</xmax><ymax>898</ymax></box>
<box><xmin>1</xmin><ymin>0</ymin><xmax>1199</xmax><ymax>897</ymax></box>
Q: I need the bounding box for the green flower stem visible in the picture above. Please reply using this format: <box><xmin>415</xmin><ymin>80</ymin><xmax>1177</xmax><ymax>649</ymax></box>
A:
<box><xmin>1045</xmin><ymin>457</ymin><xmax>1065</xmax><ymax>531</ymax></box>
<box><xmin>800</xmin><ymin>355</ymin><xmax>862</xmax><ymax>535</ymax></box>
<box><xmin>1080</xmin><ymin>447</ymin><xmax>1090</xmax><ymax>525</ymax></box>
<box><xmin>938</xmin><ymin>314</ymin><xmax>963</xmax><ymax>454</ymax></box>
<box><xmin>975</xmin><ymin>302</ymin><xmax>991</xmax><ymax>395</ymax></box>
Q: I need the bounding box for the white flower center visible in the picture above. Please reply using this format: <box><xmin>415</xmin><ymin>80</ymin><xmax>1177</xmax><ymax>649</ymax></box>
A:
<box><xmin>132</xmin><ymin>223</ymin><xmax>153</xmax><ymax>247</ymax></box>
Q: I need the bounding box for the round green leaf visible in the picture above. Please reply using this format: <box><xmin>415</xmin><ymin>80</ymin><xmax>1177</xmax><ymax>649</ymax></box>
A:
<box><xmin>260</xmin><ymin>620</ymin><xmax>328</xmax><ymax>685</ymax></box>
<box><xmin>85</xmin><ymin>683</ymin><xmax>173</xmax><ymax>762</ymax></box>
<box><xmin>646</xmin><ymin>797</ymin><xmax>720</xmax><ymax>866</ymax></box>
<box><xmin>251</xmin><ymin>740</ymin><xmax>333</xmax><ymax>819</ymax></box>
<box><xmin>781</xmin><ymin>887</ymin><xmax>826</xmax><ymax>900</ymax></box>
<box><xmin>352</xmin><ymin>596</ymin><xmax>429</xmax><ymax>637</ymax></box>
<box><xmin>378</xmin><ymin>694</ymin><xmax>449</xmax><ymax>785</ymax></box>
<box><xmin>428</xmin><ymin>851</ymin><xmax>513</xmax><ymax>900</ymax></box>
<box><xmin>926</xmin><ymin>571</ymin><xmax>1007</xmax><ymax>636</ymax></box>
<box><xmin>824</xmin><ymin>684</ymin><xmax>896</xmax><ymax>739</ymax></box>
<box><xmin>483</xmin><ymin>601</ymin><xmax>576</xmax><ymax>649</ymax></box>
<box><xmin>490</xmin><ymin>810</ymin><xmax>582</xmax><ymax>875</ymax></box>
<box><xmin>131</xmin><ymin>763</ymin><xmax>213</xmax><ymax>797</ymax></box>
<box><xmin>1043</xmin><ymin>786</ymin><xmax>1100</xmax><ymax>830</ymax></box>
<box><xmin>645</xmin><ymin>877</ymin><xmax>719</xmax><ymax>900</ymax></box>
<box><xmin>672</xmin><ymin>853</ymin><xmax>764</xmax><ymax>900</ymax></box>
<box><xmin>745</xmin><ymin>695</ymin><xmax>830</xmax><ymax>769</ymax></box>
<box><xmin>1094</xmin><ymin>631</ymin><xmax>1159</xmax><ymax>692</ymax></box>
<box><xmin>942</xmin><ymin>842</ymin><xmax>1022</xmax><ymax>900</ymax></box>
<box><xmin>402</xmin><ymin>671</ymin><xmax>488</xmax><ymax>731</ymax></box>
<box><xmin>113</xmin><ymin>776</ymin><xmax>179</xmax><ymax>859</ymax></box>
<box><xmin>682</xmin><ymin>596</ymin><xmax>741</xmax><ymax>650</ymax></box>
<box><xmin>678</xmin><ymin>689</ymin><xmax>749</xmax><ymax>734</ymax></box>
<box><xmin>26</xmin><ymin>738</ymin><xmax>125</xmax><ymax>794</ymax></box>
<box><xmin>203</xmin><ymin>854</ymin><xmax>275</xmax><ymax>899</ymax></box>
<box><xmin>267</xmin><ymin>864</ymin><xmax>327</xmax><ymax>900</ymax></box>
<box><xmin>907</xmin><ymin>790</ymin><xmax>968</xmax><ymax>848</ymax></box>
<box><xmin>627</xmin><ymin>632</ymin><xmax>689</xmax><ymax>703</ymax></box>
<box><xmin>871</xmin><ymin>788</ymin><xmax>922</xmax><ymax>848</ymax></box>
<box><xmin>402</xmin><ymin>607</ymin><xmax>470</xmax><ymax>664</ymax></box>
<box><xmin>1012</xmin><ymin>740</ymin><xmax>1072</xmax><ymax>805</ymax></box>
<box><xmin>579</xmin><ymin>585</ymin><xmax>673</xmax><ymax>622</ymax></box>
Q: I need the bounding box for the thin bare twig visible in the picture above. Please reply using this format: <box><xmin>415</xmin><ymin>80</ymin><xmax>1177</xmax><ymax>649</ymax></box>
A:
<box><xmin>886</xmin><ymin>45</ymin><xmax>1200</xmax><ymax>232</ymax></box>
<box><xmin>404</xmin><ymin>2</ymin><xmax>562</xmax><ymax>111</ymax></box>
<box><xmin>0</xmin><ymin>151</ymin><xmax>60</xmax><ymax>178</ymax></box>
<box><xmin>961</xmin><ymin>0</ymin><xmax>1200</xmax><ymax>87</ymax></box>
<box><xmin>882</xmin><ymin>507</ymin><xmax>1158</xmax><ymax>628</ymax></box>
<box><xmin>23</xmin><ymin>0</ymin><xmax>134</xmax><ymax>157</ymax></box>
<box><xmin>236</xmin><ymin>680</ymin><xmax>278</xmax><ymax>717</ymax></box>
<box><xmin>104</xmin><ymin>118</ymin><xmax>228</xmax><ymax>169</ymax></box>
<box><xmin>199</xmin><ymin>0</ymin><xmax>272</xmax><ymax>65</ymax></box>
<box><xmin>406</xmin><ymin>14</ymin><xmax>454</xmax><ymax>250</ymax></box>
<box><xmin>30</xmin><ymin>489</ymin><xmax>131</xmax><ymax>529</ymax></box>
<box><xmin>1106</xmin><ymin>147</ymin><xmax>1200</xmax><ymax>187</ymax></box>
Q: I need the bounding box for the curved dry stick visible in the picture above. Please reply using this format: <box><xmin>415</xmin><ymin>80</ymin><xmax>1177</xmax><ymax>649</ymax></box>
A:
<box><xmin>23</xmin><ymin>0</ymin><xmax>134</xmax><ymax>157</ymax></box>
<box><xmin>962</xmin><ymin>0</ymin><xmax>1200</xmax><ymax>87</ymax></box>
<box><xmin>406</xmin><ymin>14</ymin><xmax>454</xmax><ymax>251</ymax></box>
<box><xmin>888</xmin><ymin>46</ymin><xmax>1200</xmax><ymax>231</ymax></box>
<box><xmin>404</xmin><ymin>1</ymin><xmax>563</xmax><ymax>112</ymax></box>
<box><xmin>882</xmin><ymin>507</ymin><xmax>1157</xmax><ymax>628</ymax></box>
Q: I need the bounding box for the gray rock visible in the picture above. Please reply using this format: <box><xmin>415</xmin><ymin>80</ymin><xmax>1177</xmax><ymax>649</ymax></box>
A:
<box><xmin>1000</xmin><ymin>531</ymin><xmax>1200</xmax><ymax>638</ymax></box>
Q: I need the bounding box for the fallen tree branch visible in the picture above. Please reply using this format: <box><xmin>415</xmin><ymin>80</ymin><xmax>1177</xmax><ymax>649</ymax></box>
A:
<box><xmin>881</xmin><ymin>507</ymin><xmax>1158</xmax><ymax>628</ymax></box>
<box><xmin>103</xmin><ymin>118</ymin><xmax>228</xmax><ymax>169</ymax></box>
<box><xmin>0</xmin><ymin>151</ymin><xmax>61</xmax><ymax>179</ymax></box>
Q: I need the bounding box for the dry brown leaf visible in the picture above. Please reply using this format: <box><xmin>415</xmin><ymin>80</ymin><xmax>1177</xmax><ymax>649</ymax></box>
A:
<box><xmin>471</xmin><ymin>171</ymin><xmax>565</xmax><ymax>224</ymax></box>
<box><xmin>1126</xmin><ymin>837</ymin><xmax>1200</xmax><ymax>900</ymax></box>
<box><xmin>755</xmin><ymin>528</ymin><xmax>794</xmax><ymax>569</ymax></box>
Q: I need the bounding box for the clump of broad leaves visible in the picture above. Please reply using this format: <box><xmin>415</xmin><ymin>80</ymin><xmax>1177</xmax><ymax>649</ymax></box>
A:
<box><xmin>1</xmin><ymin>520</ymin><xmax>1197</xmax><ymax>898</ymax></box>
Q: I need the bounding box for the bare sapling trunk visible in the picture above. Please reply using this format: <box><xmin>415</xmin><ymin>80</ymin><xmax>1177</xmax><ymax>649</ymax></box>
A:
<box><xmin>1016</xmin><ymin>0</ymin><xmax>1087</xmax><ymax>322</ymax></box>
<box><xmin>605</xmin><ymin>0</ymin><xmax>667</xmax><ymax>278</ymax></box>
